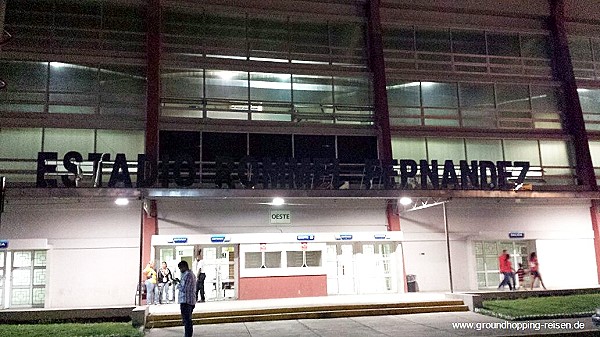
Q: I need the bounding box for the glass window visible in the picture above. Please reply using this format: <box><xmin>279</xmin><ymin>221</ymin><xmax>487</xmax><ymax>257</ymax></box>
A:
<box><xmin>539</xmin><ymin>140</ymin><xmax>571</xmax><ymax>166</ymax></box>
<box><xmin>97</xmin><ymin>130</ymin><xmax>144</xmax><ymax>160</ymax></box>
<box><xmin>43</xmin><ymin>128</ymin><xmax>95</xmax><ymax>155</ymax></box>
<box><xmin>162</xmin><ymin>70</ymin><xmax>203</xmax><ymax>99</ymax></box>
<box><xmin>530</xmin><ymin>86</ymin><xmax>562</xmax><ymax>112</ymax></box>
<box><xmin>387</xmin><ymin>81</ymin><xmax>420</xmax><ymax>106</ymax></box>
<box><xmin>330</xmin><ymin>22</ymin><xmax>367</xmax><ymax>65</ymax></box>
<box><xmin>589</xmin><ymin>141</ymin><xmax>600</xmax><ymax>167</ymax></box>
<box><xmin>305</xmin><ymin>251</ymin><xmax>322</xmax><ymax>267</ymax></box>
<box><xmin>205</xmin><ymin>70</ymin><xmax>248</xmax><ymax>100</ymax></box>
<box><xmin>569</xmin><ymin>37</ymin><xmax>592</xmax><ymax>61</ymax></box>
<box><xmin>503</xmin><ymin>140</ymin><xmax>540</xmax><ymax>165</ymax></box>
<box><xmin>293</xmin><ymin>75</ymin><xmax>333</xmax><ymax>104</ymax></box>
<box><xmin>487</xmin><ymin>33</ymin><xmax>520</xmax><ymax>57</ymax></box>
<box><xmin>521</xmin><ymin>34</ymin><xmax>551</xmax><ymax>59</ymax></box>
<box><xmin>496</xmin><ymin>84</ymin><xmax>530</xmax><ymax>110</ymax></box>
<box><xmin>294</xmin><ymin>135</ymin><xmax>335</xmax><ymax>159</ymax></box>
<box><xmin>247</xmin><ymin>16</ymin><xmax>289</xmax><ymax>61</ymax></box>
<box><xmin>159</xmin><ymin>131</ymin><xmax>201</xmax><ymax>162</ymax></box>
<box><xmin>459</xmin><ymin>83</ymin><xmax>494</xmax><ymax>109</ymax></box>
<box><xmin>203</xmin><ymin>12</ymin><xmax>247</xmax><ymax>58</ymax></box>
<box><xmin>382</xmin><ymin>27</ymin><xmax>414</xmax><ymax>51</ymax></box>
<box><xmin>452</xmin><ymin>30</ymin><xmax>486</xmax><ymax>55</ymax></box>
<box><xmin>290</xmin><ymin>20</ymin><xmax>330</xmax><ymax>64</ymax></box>
<box><xmin>415</xmin><ymin>29</ymin><xmax>450</xmax><ymax>53</ymax></box>
<box><xmin>250</xmin><ymin>72</ymin><xmax>291</xmax><ymax>102</ymax></box>
<box><xmin>333</xmin><ymin>76</ymin><xmax>371</xmax><ymax>106</ymax></box>
<box><xmin>201</xmin><ymin>132</ymin><xmax>247</xmax><ymax>162</ymax></box>
<box><xmin>0</xmin><ymin>128</ymin><xmax>42</xmax><ymax>158</ymax></box>
<box><xmin>0</xmin><ymin>61</ymin><xmax>48</xmax><ymax>92</ymax></box>
<box><xmin>100</xmin><ymin>64</ymin><xmax>146</xmax><ymax>115</ymax></box>
<box><xmin>287</xmin><ymin>251</ymin><xmax>304</xmax><ymax>267</ymax></box>
<box><xmin>421</xmin><ymin>82</ymin><xmax>457</xmax><ymax>108</ymax></box>
<box><xmin>49</xmin><ymin>63</ymin><xmax>97</xmax><ymax>93</ymax></box>
<box><xmin>265</xmin><ymin>251</ymin><xmax>281</xmax><ymax>268</ymax></box>
<box><xmin>465</xmin><ymin>139</ymin><xmax>503</xmax><ymax>162</ymax></box>
<box><xmin>391</xmin><ymin>137</ymin><xmax>426</xmax><ymax>160</ymax></box>
<box><xmin>427</xmin><ymin>138</ymin><xmax>465</xmax><ymax>162</ymax></box>
<box><xmin>578</xmin><ymin>88</ymin><xmax>600</xmax><ymax>113</ymax></box>
<box><xmin>245</xmin><ymin>252</ymin><xmax>262</xmax><ymax>268</ymax></box>
<box><xmin>249</xmin><ymin>134</ymin><xmax>293</xmax><ymax>158</ymax></box>
<box><xmin>337</xmin><ymin>136</ymin><xmax>378</xmax><ymax>163</ymax></box>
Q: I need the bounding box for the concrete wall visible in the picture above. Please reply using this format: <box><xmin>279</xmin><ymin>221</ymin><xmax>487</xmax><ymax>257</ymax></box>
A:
<box><xmin>1</xmin><ymin>199</ymin><xmax>140</xmax><ymax>308</ymax></box>
<box><xmin>400</xmin><ymin>198</ymin><xmax>597</xmax><ymax>291</ymax></box>
<box><xmin>156</xmin><ymin>199</ymin><xmax>389</xmax><ymax>235</ymax></box>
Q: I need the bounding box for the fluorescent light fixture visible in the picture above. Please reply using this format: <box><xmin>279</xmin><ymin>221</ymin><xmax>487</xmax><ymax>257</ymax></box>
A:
<box><xmin>50</xmin><ymin>62</ymin><xmax>68</xmax><ymax>68</ymax></box>
<box><xmin>216</xmin><ymin>71</ymin><xmax>237</xmax><ymax>80</ymax></box>
<box><xmin>271</xmin><ymin>197</ymin><xmax>285</xmax><ymax>206</ymax></box>
<box><xmin>115</xmin><ymin>198</ymin><xmax>129</xmax><ymax>206</ymax></box>
<box><xmin>399</xmin><ymin>197</ymin><xmax>413</xmax><ymax>206</ymax></box>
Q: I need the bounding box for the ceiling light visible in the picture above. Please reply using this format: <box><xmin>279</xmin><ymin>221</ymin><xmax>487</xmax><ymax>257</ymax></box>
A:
<box><xmin>399</xmin><ymin>197</ymin><xmax>413</xmax><ymax>206</ymax></box>
<box><xmin>115</xmin><ymin>198</ymin><xmax>129</xmax><ymax>206</ymax></box>
<box><xmin>271</xmin><ymin>197</ymin><xmax>285</xmax><ymax>206</ymax></box>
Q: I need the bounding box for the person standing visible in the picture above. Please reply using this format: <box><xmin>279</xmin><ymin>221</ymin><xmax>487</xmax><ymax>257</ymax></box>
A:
<box><xmin>529</xmin><ymin>252</ymin><xmax>547</xmax><ymax>290</ymax></box>
<box><xmin>177</xmin><ymin>260</ymin><xmax>197</xmax><ymax>337</ymax></box>
<box><xmin>193</xmin><ymin>250</ymin><xmax>206</xmax><ymax>302</ymax></box>
<box><xmin>143</xmin><ymin>261</ymin><xmax>158</xmax><ymax>305</ymax></box>
<box><xmin>157</xmin><ymin>261</ymin><xmax>174</xmax><ymax>304</ymax></box>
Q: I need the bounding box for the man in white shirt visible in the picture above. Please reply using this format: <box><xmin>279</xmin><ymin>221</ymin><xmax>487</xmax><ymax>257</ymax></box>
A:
<box><xmin>192</xmin><ymin>249</ymin><xmax>206</xmax><ymax>302</ymax></box>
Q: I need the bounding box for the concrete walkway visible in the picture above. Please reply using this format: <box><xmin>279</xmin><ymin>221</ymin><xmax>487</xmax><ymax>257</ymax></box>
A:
<box><xmin>144</xmin><ymin>311</ymin><xmax>598</xmax><ymax>336</ymax></box>
<box><xmin>143</xmin><ymin>292</ymin><xmax>599</xmax><ymax>336</ymax></box>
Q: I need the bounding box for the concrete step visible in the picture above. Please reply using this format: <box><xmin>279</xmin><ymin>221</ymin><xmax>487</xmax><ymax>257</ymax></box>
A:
<box><xmin>146</xmin><ymin>300</ymin><xmax>469</xmax><ymax>328</ymax></box>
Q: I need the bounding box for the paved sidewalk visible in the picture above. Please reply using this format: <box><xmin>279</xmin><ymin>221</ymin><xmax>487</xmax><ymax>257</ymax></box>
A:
<box><xmin>144</xmin><ymin>311</ymin><xmax>599</xmax><ymax>337</ymax></box>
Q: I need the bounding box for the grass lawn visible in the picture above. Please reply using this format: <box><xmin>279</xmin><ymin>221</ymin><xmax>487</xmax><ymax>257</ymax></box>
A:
<box><xmin>481</xmin><ymin>293</ymin><xmax>600</xmax><ymax>319</ymax></box>
<box><xmin>2</xmin><ymin>322</ymin><xmax>143</xmax><ymax>337</ymax></box>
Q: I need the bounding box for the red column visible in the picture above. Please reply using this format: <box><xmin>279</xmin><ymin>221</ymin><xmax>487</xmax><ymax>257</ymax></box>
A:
<box><xmin>145</xmin><ymin>0</ymin><xmax>161</xmax><ymax>171</ymax></box>
<box><xmin>138</xmin><ymin>200</ymin><xmax>158</xmax><ymax>304</ymax></box>
<box><xmin>549</xmin><ymin>0</ymin><xmax>597</xmax><ymax>188</ymax></box>
<box><xmin>590</xmin><ymin>200</ymin><xmax>600</xmax><ymax>284</ymax></box>
<box><xmin>386</xmin><ymin>201</ymin><xmax>407</xmax><ymax>292</ymax></box>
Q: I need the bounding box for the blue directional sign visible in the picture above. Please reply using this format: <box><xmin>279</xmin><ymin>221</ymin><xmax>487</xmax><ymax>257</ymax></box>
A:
<box><xmin>509</xmin><ymin>232</ymin><xmax>525</xmax><ymax>239</ymax></box>
<box><xmin>374</xmin><ymin>234</ymin><xmax>389</xmax><ymax>240</ymax></box>
<box><xmin>297</xmin><ymin>234</ymin><xmax>315</xmax><ymax>241</ymax></box>
<box><xmin>0</xmin><ymin>240</ymin><xmax>8</xmax><ymax>249</ymax></box>
<box><xmin>211</xmin><ymin>235</ymin><xmax>231</xmax><ymax>243</ymax></box>
<box><xmin>173</xmin><ymin>237</ymin><xmax>188</xmax><ymax>244</ymax></box>
<box><xmin>335</xmin><ymin>234</ymin><xmax>353</xmax><ymax>241</ymax></box>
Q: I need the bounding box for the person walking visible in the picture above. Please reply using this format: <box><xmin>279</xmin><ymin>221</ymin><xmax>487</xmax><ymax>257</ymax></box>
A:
<box><xmin>516</xmin><ymin>263</ymin><xmax>526</xmax><ymax>290</ymax></box>
<box><xmin>143</xmin><ymin>261</ymin><xmax>158</xmax><ymax>305</ymax></box>
<box><xmin>497</xmin><ymin>251</ymin><xmax>514</xmax><ymax>290</ymax></box>
<box><xmin>177</xmin><ymin>260</ymin><xmax>197</xmax><ymax>337</ymax></box>
<box><xmin>529</xmin><ymin>252</ymin><xmax>547</xmax><ymax>290</ymax></box>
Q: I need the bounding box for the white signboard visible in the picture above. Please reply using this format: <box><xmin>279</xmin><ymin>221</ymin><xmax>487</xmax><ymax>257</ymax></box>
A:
<box><xmin>270</xmin><ymin>210</ymin><xmax>291</xmax><ymax>224</ymax></box>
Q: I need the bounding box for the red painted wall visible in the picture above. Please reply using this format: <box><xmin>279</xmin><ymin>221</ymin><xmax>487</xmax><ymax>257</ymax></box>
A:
<box><xmin>238</xmin><ymin>275</ymin><xmax>327</xmax><ymax>300</ymax></box>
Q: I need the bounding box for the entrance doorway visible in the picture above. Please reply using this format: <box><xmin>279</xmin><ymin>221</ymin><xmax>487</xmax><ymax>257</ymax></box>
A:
<box><xmin>474</xmin><ymin>240</ymin><xmax>532</xmax><ymax>289</ymax></box>
<box><xmin>326</xmin><ymin>242</ymin><xmax>397</xmax><ymax>295</ymax></box>
<box><xmin>156</xmin><ymin>244</ymin><xmax>237</xmax><ymax>301</ymax></box>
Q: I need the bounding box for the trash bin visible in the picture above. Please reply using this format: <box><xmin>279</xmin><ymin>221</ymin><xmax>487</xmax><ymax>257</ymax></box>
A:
<box><xmin>406</xmin><ymin>274</ymin><xmax>417</xmax><ymax>292</ymax></box>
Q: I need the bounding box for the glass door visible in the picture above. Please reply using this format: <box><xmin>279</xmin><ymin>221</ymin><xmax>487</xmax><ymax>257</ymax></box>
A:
<box><xmin>475</xmin><ymin>241</ymin><xmax>530</xmax><ymax>289</ymax></box>
<box><xmin>0</xmin><ymin>251</ymin><xmax>5</xmax><ymax>308</ymax></box>
<box><xmin>357</xmin><ymin>243</ymin><xmax>396</xmax><ymax>294</ymax></box>
<box><xmin>202</xmin><ymin>246</ymin><xmax>236</xmax><ymax>301</ymax></box>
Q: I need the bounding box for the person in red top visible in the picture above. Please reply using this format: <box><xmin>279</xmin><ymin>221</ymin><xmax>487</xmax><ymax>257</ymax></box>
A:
<box><xmin>497</xmin><ymin>250</ymin><xmax>514</xmax><ymax>290</ymax></box>
<box><xmin>529</xmin><ymin>252</ymin><xmax>547</xmax><ymax>290</ymax></box>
